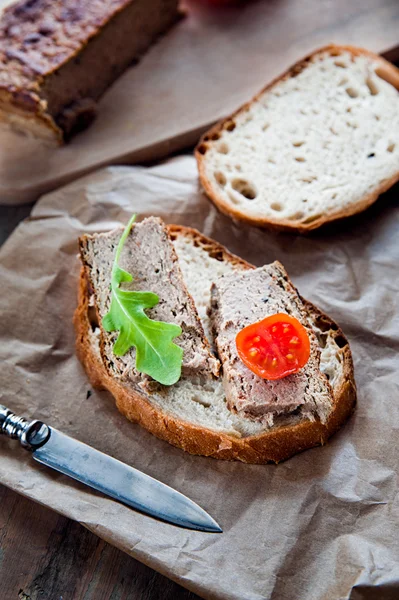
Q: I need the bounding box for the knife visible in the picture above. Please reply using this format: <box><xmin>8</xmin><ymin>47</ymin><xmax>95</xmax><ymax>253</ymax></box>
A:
<box><xmin>0</xmin><ymin>404</ymin><xmax>222</xmax><ymax>533</ymax></box>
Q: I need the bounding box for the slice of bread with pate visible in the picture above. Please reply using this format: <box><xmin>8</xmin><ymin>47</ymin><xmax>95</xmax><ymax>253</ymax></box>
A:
<box><xmin>196</xmin><ymin>45</ymin><xmax>399</xmax><ymax>233</ymax></box>
<box><xmin>74</xmin><ymin>219</ymin><xmax>356</xmax><ymax>463</ymax></box>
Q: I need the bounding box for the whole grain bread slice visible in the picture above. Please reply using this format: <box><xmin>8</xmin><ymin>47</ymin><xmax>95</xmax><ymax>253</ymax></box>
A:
<box><xmin>74</xmin><ymin>224</ymin><xmax>356</xmax><ymax>463</ymax></box>
<box><xmin>196</xmin><ymin>45</ymin><xmax>399</xmax><ymax>233</ymax></box>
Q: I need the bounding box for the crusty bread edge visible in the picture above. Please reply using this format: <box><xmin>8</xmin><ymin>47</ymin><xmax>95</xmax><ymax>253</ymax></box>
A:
<box><xmin>73</xmin><ymin>225</ymin><xmax>356</xmax><ymax>463</ymax></box>
<box><xmin>195</xmin><ymin>44</ymin><xmax>399</xmax><ymax>234</ymax></box>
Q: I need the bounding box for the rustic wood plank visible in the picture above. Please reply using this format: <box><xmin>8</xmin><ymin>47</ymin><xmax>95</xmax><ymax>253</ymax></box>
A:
<box><xmin>0</xmin><ymin>485</ymin><xmax>201</xmax><ymax>600</ymax></box>
<box><xmin>0</xmin><ymin>202</ymin><xmax>32</xmax><ymax>238</ymax></box>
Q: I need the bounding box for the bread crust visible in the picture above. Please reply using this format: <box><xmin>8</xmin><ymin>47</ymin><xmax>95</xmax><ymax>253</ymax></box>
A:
<box><xmin>195</xmin><ymin>44</ymin><xmax>399</xmax><ymax>234</ymax></box>
<box><xmin>73</xmin><ymin>225</ymin><xmax>356</xmax><ymax>463</ymax></box>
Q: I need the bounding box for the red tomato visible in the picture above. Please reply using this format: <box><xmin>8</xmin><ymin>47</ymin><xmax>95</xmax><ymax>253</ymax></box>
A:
<box><xmin>236</xmin><ymin>313</ymin><xmax>311</xmax><ymax>380</ymax></box>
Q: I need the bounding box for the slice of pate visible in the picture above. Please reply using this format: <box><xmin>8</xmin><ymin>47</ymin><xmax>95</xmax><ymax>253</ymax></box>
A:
<box><xmin>210</xmin><ymin>261</ymin><xmax>333</xmax><ymax>427</ymax></box>
<box><xmin>80</xmin><ymin>217</ymin><xmax>220</xmax><ymax>384</ymax></box>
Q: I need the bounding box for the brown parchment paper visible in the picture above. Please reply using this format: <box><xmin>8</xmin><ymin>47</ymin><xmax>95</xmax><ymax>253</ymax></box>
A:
<box><xmin>1</xmin><ymin>155</ymin><xmax>399</xmax><ymax>600</ymax></box>
<box><xmin>1</xmin><ymin>0</ymin><xmax>399</xmax><ymax>205</ymax></box>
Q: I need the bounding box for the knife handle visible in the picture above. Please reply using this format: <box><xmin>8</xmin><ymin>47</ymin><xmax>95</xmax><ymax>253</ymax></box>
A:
<box><xmin>0</xmin><ymin>405</ymin><xmax>50</xmax><ymax>450</ymax></box>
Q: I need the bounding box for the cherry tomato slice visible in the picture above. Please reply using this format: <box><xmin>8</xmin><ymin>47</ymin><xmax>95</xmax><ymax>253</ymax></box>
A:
<box><xmin>236</xmin><ymin>313</ymin><xmax>311</xmax><ymax>381</ymax></box>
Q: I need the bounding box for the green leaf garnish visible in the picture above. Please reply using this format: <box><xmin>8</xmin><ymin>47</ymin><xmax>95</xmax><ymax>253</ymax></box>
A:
<box><xmin>102</xmin><ymin>215</ymin><xmax>183</xmax><ymax>386</ymax></box>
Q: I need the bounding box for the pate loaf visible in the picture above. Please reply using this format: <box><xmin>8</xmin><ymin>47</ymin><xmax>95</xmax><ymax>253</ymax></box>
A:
<box><xmin>0</xmin><ymin>0</ymin><xmax>181</xmax><ymax>142</ymax></box>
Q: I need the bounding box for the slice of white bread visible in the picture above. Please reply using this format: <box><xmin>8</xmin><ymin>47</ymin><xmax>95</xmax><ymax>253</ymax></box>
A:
<box><xmin>196</xmin><ymin>45</ymin><xmax>399</xmax><ymax>233</ymax></box>
<box><xmin>74</xmin><ymin>224</ymin><xmax>356</xmax><ymax>463</ymax></box>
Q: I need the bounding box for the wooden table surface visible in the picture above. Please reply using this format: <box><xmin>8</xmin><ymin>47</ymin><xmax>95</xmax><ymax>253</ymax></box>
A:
<box><xmin>0</xmin><ymin>205</ymin><xmax>200</xmax><ymax>600</ymax></box>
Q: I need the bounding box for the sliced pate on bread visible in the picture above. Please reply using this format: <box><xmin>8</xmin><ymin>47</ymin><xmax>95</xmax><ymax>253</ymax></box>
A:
<box><xmin>210</xmin><ymin>264</ymin><xmax>333</xmax><ymax>427</ymax></box>
<box><xmin>74</xmin><ymin>220</ymin><xmax>356</xmax><ymax>463</ymax></box>
<box><xmin>196</xmin><ymin>45</ymin><xmax>399</xmax><ymax>233</ymax></box>
<box><xmin>79</xmin><ymin>217</ymin><xmax>220</xmax><ymax>386</ymax></box>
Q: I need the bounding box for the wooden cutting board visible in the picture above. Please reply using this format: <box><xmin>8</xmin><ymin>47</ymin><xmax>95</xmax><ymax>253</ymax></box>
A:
<box><xmin>0</xmin><ymin>0</ymin><xmax>398</xmax><ymax>205</ymax></box>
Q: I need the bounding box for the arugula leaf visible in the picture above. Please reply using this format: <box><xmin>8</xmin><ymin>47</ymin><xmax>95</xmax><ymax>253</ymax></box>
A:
<box><xmin>102</xmin><ymin>215</ymin><xmax>183</xmax><ymax>386</ymax></box>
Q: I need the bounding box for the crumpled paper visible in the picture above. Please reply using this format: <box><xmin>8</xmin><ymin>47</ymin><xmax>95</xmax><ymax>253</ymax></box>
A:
<box><xmin>0</xmin><ymin>155</ymin><xmax>398</xmax><ymax>600</ymax></box>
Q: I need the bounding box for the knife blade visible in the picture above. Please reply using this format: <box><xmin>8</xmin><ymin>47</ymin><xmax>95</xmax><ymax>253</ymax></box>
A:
<box><xmin>0</xmin><ymin>405</ymin><xmax>222</xmax><ymax>533</ymax></box>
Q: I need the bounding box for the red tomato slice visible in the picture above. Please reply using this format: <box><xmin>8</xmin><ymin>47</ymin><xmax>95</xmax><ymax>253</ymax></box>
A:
<box><xmin>236</xmin><ymin>313</ymin><xmax>311</xmax><ymax>380</ymax></box>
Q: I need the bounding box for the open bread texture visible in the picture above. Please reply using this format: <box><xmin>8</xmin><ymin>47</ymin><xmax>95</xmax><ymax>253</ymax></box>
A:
<box><xmin>196</xmin><ymin>45</ymin><xmax>399</xmax><ymax>233</ymax></box>
<box><xmin>0</xmin><ymin>0</ymin><xmax>180</xmax><ymax>143</ymax></box>
<box><xmin>74</xmin><ymin>222</ymin><xmax>356</xmax><ymax>463</ymax></box>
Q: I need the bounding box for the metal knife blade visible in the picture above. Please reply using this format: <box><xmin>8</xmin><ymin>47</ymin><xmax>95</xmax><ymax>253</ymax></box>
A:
<box><xmin>0</xmin><ymin>405</ymin><xmax>222</xmax><ymax>533</ymax></box>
